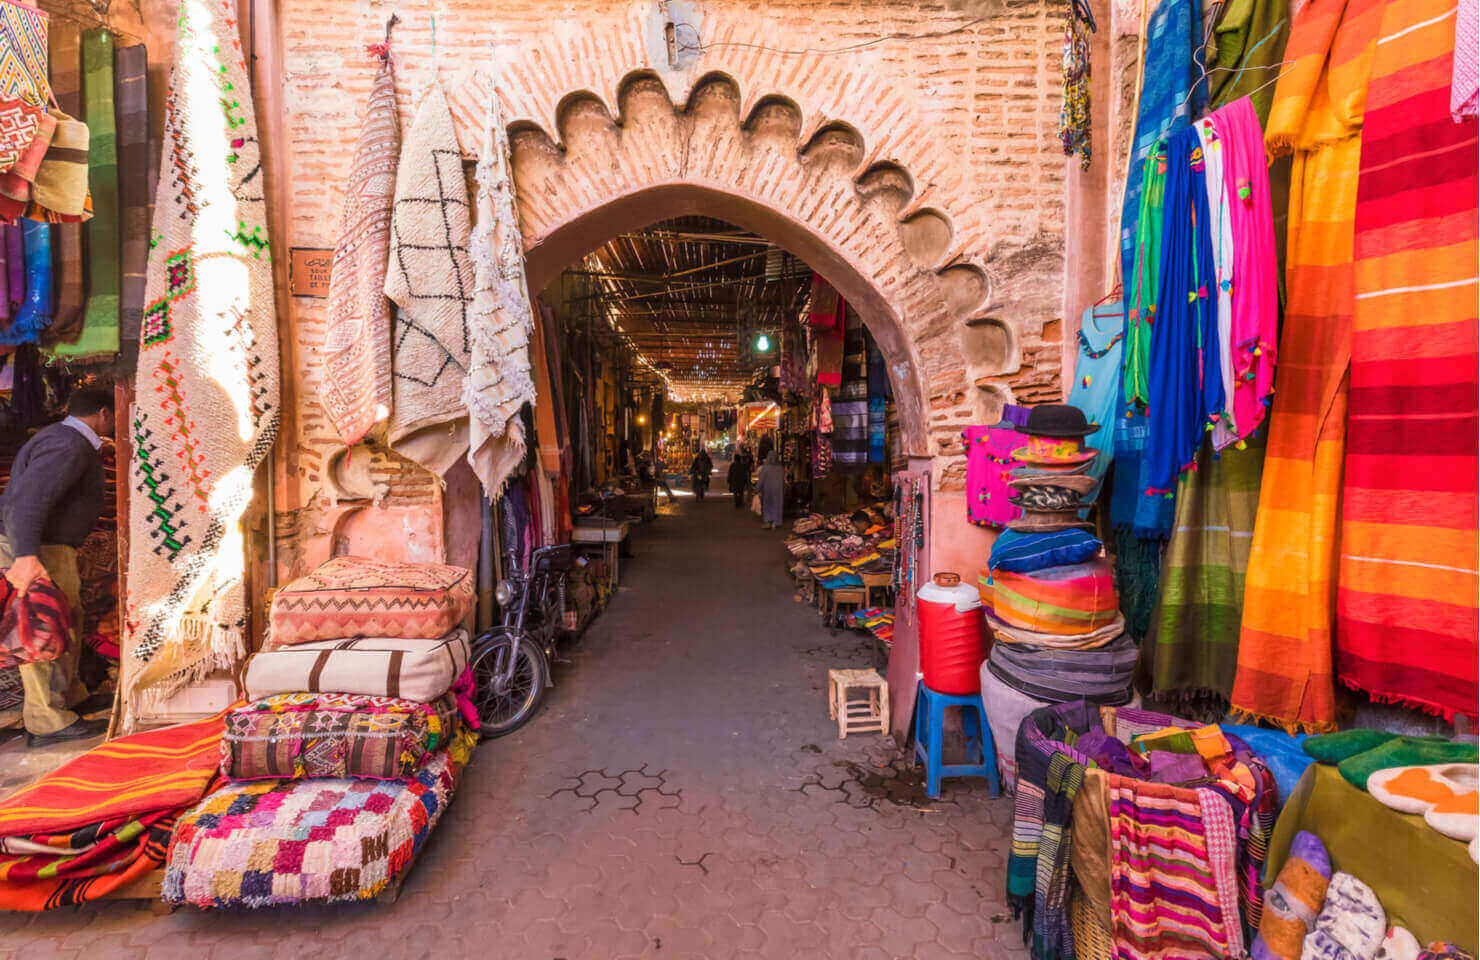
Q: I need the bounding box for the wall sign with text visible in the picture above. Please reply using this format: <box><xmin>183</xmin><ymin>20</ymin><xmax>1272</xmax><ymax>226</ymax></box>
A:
<box><xmin>289</xmin><ymin>247</ymin><xmax>333</xmax><ymax>298</ymax></box>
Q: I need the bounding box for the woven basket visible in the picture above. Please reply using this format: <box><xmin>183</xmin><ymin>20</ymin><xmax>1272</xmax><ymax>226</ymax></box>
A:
<box><xmin>1070</xmin><ymin>888</ymin><xmax>1114</xmax><ymax>960</ymax></box>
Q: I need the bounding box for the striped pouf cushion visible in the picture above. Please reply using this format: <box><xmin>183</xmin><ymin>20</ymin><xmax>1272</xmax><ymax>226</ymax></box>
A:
<box><xmin>985</xmin><ymin>557</ymin><xmax>1119</xmax><ymax>636</ymax></box>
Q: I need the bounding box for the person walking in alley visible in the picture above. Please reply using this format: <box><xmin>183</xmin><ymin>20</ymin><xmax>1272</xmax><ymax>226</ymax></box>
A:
<box><xmin>689</xmin><ymin>446</ymin><xmax>713</xmax><ymax>500</ymax></box>
<box><xmin>757</xmin><ymin>451</ymin><xmax>785</xmax><ymax>529</ymax></box>
<box><xmin>728</xmin><ymin>443</ymin><xmax>754</xmax><ymax>509</ymax></box>
<box><xmin>0</xmin><ymin>388</ymin><xmax>113</xmax><ymax>746</ymax></box>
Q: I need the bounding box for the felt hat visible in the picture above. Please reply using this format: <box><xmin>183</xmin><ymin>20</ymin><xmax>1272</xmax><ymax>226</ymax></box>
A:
<box><xmin>1008</xmin><ymin>461</ymin><xmax>1095</xmax><ymax>479</ymax></box>
<box><xmin>1007</xmin><ymin>473</ymin><xmax>1097</xmax><ymax>496</ymax></box>
<box><xmin>1013</xmin><ymin>435</ymin><xmax>1097</xmax><ymax>467</ymax></box>
<box><xmin>1008</xmin><ymin>485</ymin><xmax>1085</xmax><ymax>512</ymax></box>
<box><xmin>1007</xmin><ymin>512</ymin><xmax>1095</xmax><ymax>533</ymax></box>
<box><xmin>1022</xmin><ymin>404</ymin><xmax>1096</xmax><ymax>438</ymax></box>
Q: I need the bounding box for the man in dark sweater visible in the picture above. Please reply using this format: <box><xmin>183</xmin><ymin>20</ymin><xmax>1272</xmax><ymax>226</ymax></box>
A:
<box><xmin>0</xmin><ymin>388</ymin><xmax>113</xmax><ymax>745</ymax></box>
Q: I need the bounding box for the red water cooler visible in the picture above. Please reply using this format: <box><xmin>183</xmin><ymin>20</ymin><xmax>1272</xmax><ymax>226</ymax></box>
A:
<box><xmin>916</xmin><ymin>573</ymin><xmax>987</xmax><ymax>694</ymax></box>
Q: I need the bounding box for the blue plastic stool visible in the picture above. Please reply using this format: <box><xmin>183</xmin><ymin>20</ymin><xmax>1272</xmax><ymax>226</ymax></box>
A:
<box><xmin>912</xmin><ymin>681</ymin><xmax>1000</xmax><ymax>799</ymax></box>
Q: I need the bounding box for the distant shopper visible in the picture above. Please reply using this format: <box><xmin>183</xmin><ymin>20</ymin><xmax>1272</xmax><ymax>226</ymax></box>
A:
<box><xmin>689</xmin><ymin>448</ymin><xmax>713</xmax><ymax>500</ymax></box>
<box><xmin>728</xmin><ymin>444</ymin><xmax>754</xmax><ymax>509</ymax></box>
<box><xmin>757</xmin><ymin>451</ymin><xmax>786</xmax><ymax>529</ymax></box>
<box><xmin>0</xmin><ymin>388</ymin><xmax>114</xmax><ymax>746</ymax></box>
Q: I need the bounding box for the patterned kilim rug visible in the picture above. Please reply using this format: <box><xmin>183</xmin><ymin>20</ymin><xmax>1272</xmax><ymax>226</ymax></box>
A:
<box><xmin>385</xmin><ymin>83</ymin><xmax>473</xmax><ymax>476</ymax></box>
<box><xmin>122</xmin><ymin>0</ymin><xmax>280</xmax><ymax>724</ymax></box>
<box><xmin>320</xmin><ymin>51</ymin><xmax>399</xmax><ymax>446</ymax></box>
<box><xmin>0</xmin><ymin>0</ymin><xmax>47</xmax><ymax>107</ymax></box>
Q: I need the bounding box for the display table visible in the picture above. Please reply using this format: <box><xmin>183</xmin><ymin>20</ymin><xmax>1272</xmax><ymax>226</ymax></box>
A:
<box><xmin>573</xmin><ymin>519</ymin><xmax>630</xmax><ymax>592</ymax></box>
<box><xmin>1265</xmin><ymin>763</ymin><xmax>1477</xmax><ymax>952</ymax></box>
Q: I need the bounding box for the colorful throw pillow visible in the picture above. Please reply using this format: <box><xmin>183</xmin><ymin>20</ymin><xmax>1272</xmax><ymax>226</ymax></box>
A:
<box><xmin>222</xmin><ymin>692</ymin><xmax>461</xmax><ymax>782</ymax></box>
<box><xmin>988</xmin><ymin>528</ymin><xmax>1101</xmax><ymax>574</ymax></box>
<box><xmin>268</xmin><ymin>557</ymin><xmax>474</xmax><ymax>646</ymax></box>
<box><xmin>242</xmin><ymin>629</ymin><xmax>471</xmax><ymax>704</ymax></box>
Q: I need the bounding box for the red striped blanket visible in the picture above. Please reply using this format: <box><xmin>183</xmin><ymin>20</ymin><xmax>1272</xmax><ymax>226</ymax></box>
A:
<box><xmin>1336</xmin><ymin>0</ymin><xmax>1479</xmax><ymax>721</ymax></box>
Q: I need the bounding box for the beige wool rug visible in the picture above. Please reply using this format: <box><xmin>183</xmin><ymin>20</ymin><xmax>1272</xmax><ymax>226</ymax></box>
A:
<box><xmin>384</xmin><ymin>82</ymin><xmax>474</xmax><ymax>476</ymax></box>
<box><xmin>123</xmin><ymin>0</ymin><xmax>280</xmax><ymax>724</ymax></box>
<box><xmin>464</xmin><ymin>80</ymin><xmax>536</xmax><ymax>496</ymax></box>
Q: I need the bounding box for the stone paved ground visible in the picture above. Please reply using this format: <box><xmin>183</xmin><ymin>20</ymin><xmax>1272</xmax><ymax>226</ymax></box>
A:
<box><xmin>3</xmin><ymin>494</ymin><xmax>1026</xmax><ymax>960</ymax></box>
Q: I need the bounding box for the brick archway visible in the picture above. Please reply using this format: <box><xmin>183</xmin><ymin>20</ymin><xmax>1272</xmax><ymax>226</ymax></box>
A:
<box><xmin>504</xmin><ymin>69</ymin><xmax>1010</xmax><ymax>460</ymax></box>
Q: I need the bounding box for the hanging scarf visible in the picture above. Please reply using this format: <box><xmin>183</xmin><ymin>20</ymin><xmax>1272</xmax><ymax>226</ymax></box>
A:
<box><xmin>7</xmin><ymin>218</ymin><xmax>49</xmax><ymax>342</ymax></box>
<box><xmin>1231</xmin><ymin>0</ymin><xmax>1380</xmax><ymax>734</ymax></box>
<box><xmin>1336</xmin><ymin>0</ymin><xmax>1478</xmax><ymax>722</ymax></box>
<box><xmin>1454</xmin><ymin>0</ymin><xmax>1477</xmax><ymax>118</ymax></box>
<box><xmin>1149</xmin><ymin>428</ymin><xmax>1266</xmax><ymax>704</ymax></box>
<box><xmin>320</xmin><ymin>52</ymin><xmax>399</xmax><ymax>447</ymax></box>
<box><xmin>122</xmin><ymin>0</ymin><xmax>280</xmax><ymax>724</ymax></box>
<box><xmin>1119</xmin><ymin>0</ymin><xmax>1204</xmax><ymax>295</ymax></box>
<box><xmin>1124</xmin><ymin>146</ymin><xmax>1167</xmax><ymax>411</ymax></box>
<box><xmin>1194</xmin><ymin>116</ymin><xmax>1237</xmax><ymax>448</ymax></box>
<box><xmin>1146</xmin><ymin>126</ymin><xmax>1224</xmax><ymax>497</ymax></box>
<box><xmin>1059</xmin><ymin>10</ymin><xmax>1092</xmax><ymax>169</ymax></box>
<box><xmin>3</xmin><ymin>221</ymin><xmax>20</xmax><ymax>314</ymax></box>
<box><xmin>115</xmin><ymin>44</ymin><xmax>150</xmax><ymax>347</ymax></box>
<box><xmin>1209</xmin><ymin>98</ymin><xmax>1279</xmax><ymax>443</ymax></box>
<box><xmin>464</xmin><ymin>75</ymin><xmax>538</xmax><ymax>498</ymax></box>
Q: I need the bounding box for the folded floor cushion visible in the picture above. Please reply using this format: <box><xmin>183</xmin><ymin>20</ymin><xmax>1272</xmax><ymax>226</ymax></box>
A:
<box><xmin>986</xmin><ymin>632</ymin><xmax>1137</xmax><ymax>705</ymax></box>
<box><xmin>986</xmin><ymin>557</ymin><xmax>1119</xmax><ymax>635</ymax></box>
<box><xmin>987</xmin><ymin>527</ymin><xmax>1102</xmax><ymax>574</ymax></box>
<box><xmin>222</xmin><ymin>691</ymin><xmax>462</xmax><ymax>782</ymax></box>
<box><xmin>984</xmin><ymin>608</ymin><xmax>1126</xmax><ymax>650</ymax></box>
<box><xmin>269</xmin><ymin>557</ymin><xmax>474</xmax><ymax>646</ymax></box>
<box><xmin>243</xmin><ymin>629</ymin><xmax>470</xmax><ymax>703</ymax></box>
<box><xmin>164</xmin><ymin>733</ymin><xmax>473</xmax><ymax>908</ymax></box>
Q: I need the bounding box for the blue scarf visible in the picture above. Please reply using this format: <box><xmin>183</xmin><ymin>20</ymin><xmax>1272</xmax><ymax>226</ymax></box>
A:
<box><xmin>1146</xmin><ymin>126</ymin><xmax>1224</xmax><ymax>496</ymax></box>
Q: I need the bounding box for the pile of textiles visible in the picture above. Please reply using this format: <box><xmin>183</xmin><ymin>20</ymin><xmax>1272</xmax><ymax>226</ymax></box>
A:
<box><xmin>846</xmin><ymin>606</ymin><xmax>894</xmax><ymax>646</ymax></box>
<box><xmin>1008</xmin><ymin>701</ymin><xmax>1279</xmax><ymax>959</ymax></box>
<box><xmin>0</xmin><ymin>714</ymin><xmax>224</xmax><ymax>910</ymax></box>
<box><xmin>784</xmin><ymin>505</ymin><xmax>895</xmax><ymax>566</ymax></box>
<box><xmin>978</xmin><ymin>407</ymin><xmax>1136</xmax><ymax>715</ymax></box>
<box><xmin>162</xmin><ymin>556</ymin><xmax>479</xmax><ymax>908</ymax></box>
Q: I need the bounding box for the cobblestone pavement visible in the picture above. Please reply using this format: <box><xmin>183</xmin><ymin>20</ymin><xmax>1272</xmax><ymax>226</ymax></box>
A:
<box><xmin>3</xmin><ymin>496</ymin><xmax>1026</xmax><ymax>960</ymax></box>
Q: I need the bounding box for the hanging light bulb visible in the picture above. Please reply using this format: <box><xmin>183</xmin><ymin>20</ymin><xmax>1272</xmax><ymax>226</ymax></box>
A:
<box><xmin>755</xmin><ymin>333</ymin><xmax>771</xmax><ymax>353</ymax></box>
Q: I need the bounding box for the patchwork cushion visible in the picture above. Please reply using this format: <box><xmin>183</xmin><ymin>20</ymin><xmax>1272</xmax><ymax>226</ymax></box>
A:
<box><xmin>222</xmin><ymin>692</ymin><xmax>461</xmax><ymax>782</ymax></box>
<box><xmin>243</xmin><ymin>630</ymin><xmax>470</xmax><ymax>703</ymax></box>
<box><xmin>164</xmin><ymin>735</ymin><xmax>472</xmax><ymax>908</ymax></box>
<box><xmin>268</xmin><ymin>557</ymin><xmax>474</xmax><ymax>647</ymax></box>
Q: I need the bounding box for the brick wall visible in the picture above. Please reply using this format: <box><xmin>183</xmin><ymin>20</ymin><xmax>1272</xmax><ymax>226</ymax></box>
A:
<box><xmin>271</xmin><ymin>0</ymin><xmax>1077</xmax><ymax>571</ymax></box>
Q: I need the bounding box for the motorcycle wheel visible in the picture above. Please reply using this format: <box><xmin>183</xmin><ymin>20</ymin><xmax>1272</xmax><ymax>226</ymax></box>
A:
<box><xmin>470</xmin><ymin>629</ymin><xmax>549</xmax><ymax>738</ymax></box>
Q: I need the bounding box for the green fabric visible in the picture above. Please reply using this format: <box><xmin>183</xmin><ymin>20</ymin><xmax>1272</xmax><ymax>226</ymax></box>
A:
<box><xmin>1302</xmin><ymin>728</ymin><xmax>1436</xmax><ymax>764</ymax></box>
<box><xmin>1336</xmin><ymin>737</ymin><xmax>1479</xmax><ymax>791</ymax></box>
<box><xmin>1123</xmin><ymin>144</ymin><xmax>1167</xmax><ymax>409</ymax></box>
<box><xmin>1207</xmin><ymin>0</ymin><xmax>1290</xmax><ymax>123</ymax></box>
<box><xmin>1148</xmin><ymin>430</ymin><xmax>1266</xmax><ymax>702</ymax></box>
<box><xmin>52</xmin><ymin>29</ymin><xmax>117</xmax><ymax>360</ymax></box>
<box><xmin>1265</xmin><ymin>764</ymin><xmax>1477</xmax><ymax>952</ymax></box>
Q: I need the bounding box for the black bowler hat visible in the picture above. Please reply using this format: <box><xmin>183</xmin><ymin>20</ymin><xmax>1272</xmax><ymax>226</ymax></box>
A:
<box><xmin>1022</xmin><ymin>404</ymin><xmax>1096</xmax><ymax>439</ymax></box>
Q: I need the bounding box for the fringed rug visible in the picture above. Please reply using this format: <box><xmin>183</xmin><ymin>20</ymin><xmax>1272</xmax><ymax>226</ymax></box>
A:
<box><xmin>464</xmin><ymin>74</ymin><xmax>536</xmax><ymax>496</ymax></box>
<box><xmin>122</xmin><ymin>0</ymin><xmax>280</xmax><ymax>723</ymax></box>
<box><xmin>385</xmin><ymin>83</ymin><xmax>473</xmax><ymax>476</ymax></box>
<box><xmin>321</xmin><ymin>50</ymin><xmax>399</xmax><ymax>446</ymax></box>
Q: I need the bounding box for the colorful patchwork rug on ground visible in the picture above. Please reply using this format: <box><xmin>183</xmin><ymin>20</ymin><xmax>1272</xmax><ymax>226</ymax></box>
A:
<box><xmin>1335</xmin><ymin>0</ymin><xmax>1479</xmax><ymax>721</ymax></box>
<box><xmin>164</xmin><ymin>731</ymin><xmax>473</xmax><ymax>907</ymax></box>
<box><xmin>122</xmin><ymin>0</ymin><xmax>280</xmax><ymax>723</ymax></box>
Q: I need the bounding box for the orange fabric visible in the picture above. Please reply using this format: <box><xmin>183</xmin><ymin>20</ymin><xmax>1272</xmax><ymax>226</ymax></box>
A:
<box><xmin>1431</xmin><ymin>791</ymin><xmax>1479</xmax><ymax>816</ymax></box>
<box><xmin>1231</xmin><ymin>0</ymin><xmax>1382</xmax><ymax>733</ymax></box>
<box><xmin>1383</xmin><ymin>767</ymin><xmax>1461</xmax><ymax>806</ymax></box>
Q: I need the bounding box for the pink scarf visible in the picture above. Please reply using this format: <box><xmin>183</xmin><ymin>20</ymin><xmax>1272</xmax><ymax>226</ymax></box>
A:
<box><xmin>964</xmin><ymin>425</ymin><xmax>1025</xmax><ymax>527</ymax></box>
<box><xmin>1210</xmin><ymin>98</ymin><xmax>1278</xmax><ymax>442</ymax></box>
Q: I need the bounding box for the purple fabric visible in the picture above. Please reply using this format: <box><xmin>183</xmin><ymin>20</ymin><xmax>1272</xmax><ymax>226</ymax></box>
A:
<box><xmin>1136</xmin><ymin>750</ymin><xmax>1210</xmax><ymax>784</ymax></box>
<box><xmin>964</xmin><ymin>424</ymin><xmax>1025</xmax><ymax>527</ymax></box>
<box><xmin>1002</xmin><ymin>403</ymin><xmax>1033</xmax><ymax>428</ymax></box>
<box><xmin>1074</xmin><ymin>729</ymin><xmax>1141</xmax><ymax>776</ymax></box>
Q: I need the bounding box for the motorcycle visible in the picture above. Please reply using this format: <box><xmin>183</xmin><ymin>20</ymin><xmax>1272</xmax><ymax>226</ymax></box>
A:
<box><xmin>469</xmin><ymin>543</ymin><xmax>574</xmax><ymax>737</ymax></box>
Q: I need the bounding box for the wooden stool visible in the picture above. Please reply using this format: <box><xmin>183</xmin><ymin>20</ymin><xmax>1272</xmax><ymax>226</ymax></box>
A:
<box><xmin>826</xmin><ymin>586</ymin><xmax>867</xmax><ymax>627</ymax></box>
<box><xmin>828</xmin><ymin>669</ymin><xmax>890</xmax><ymax>738</ymax></box>
<box><xmin>860</xmin><ymin>571</ymin><xmax>892</xmax><ymax>608</ymax></box>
